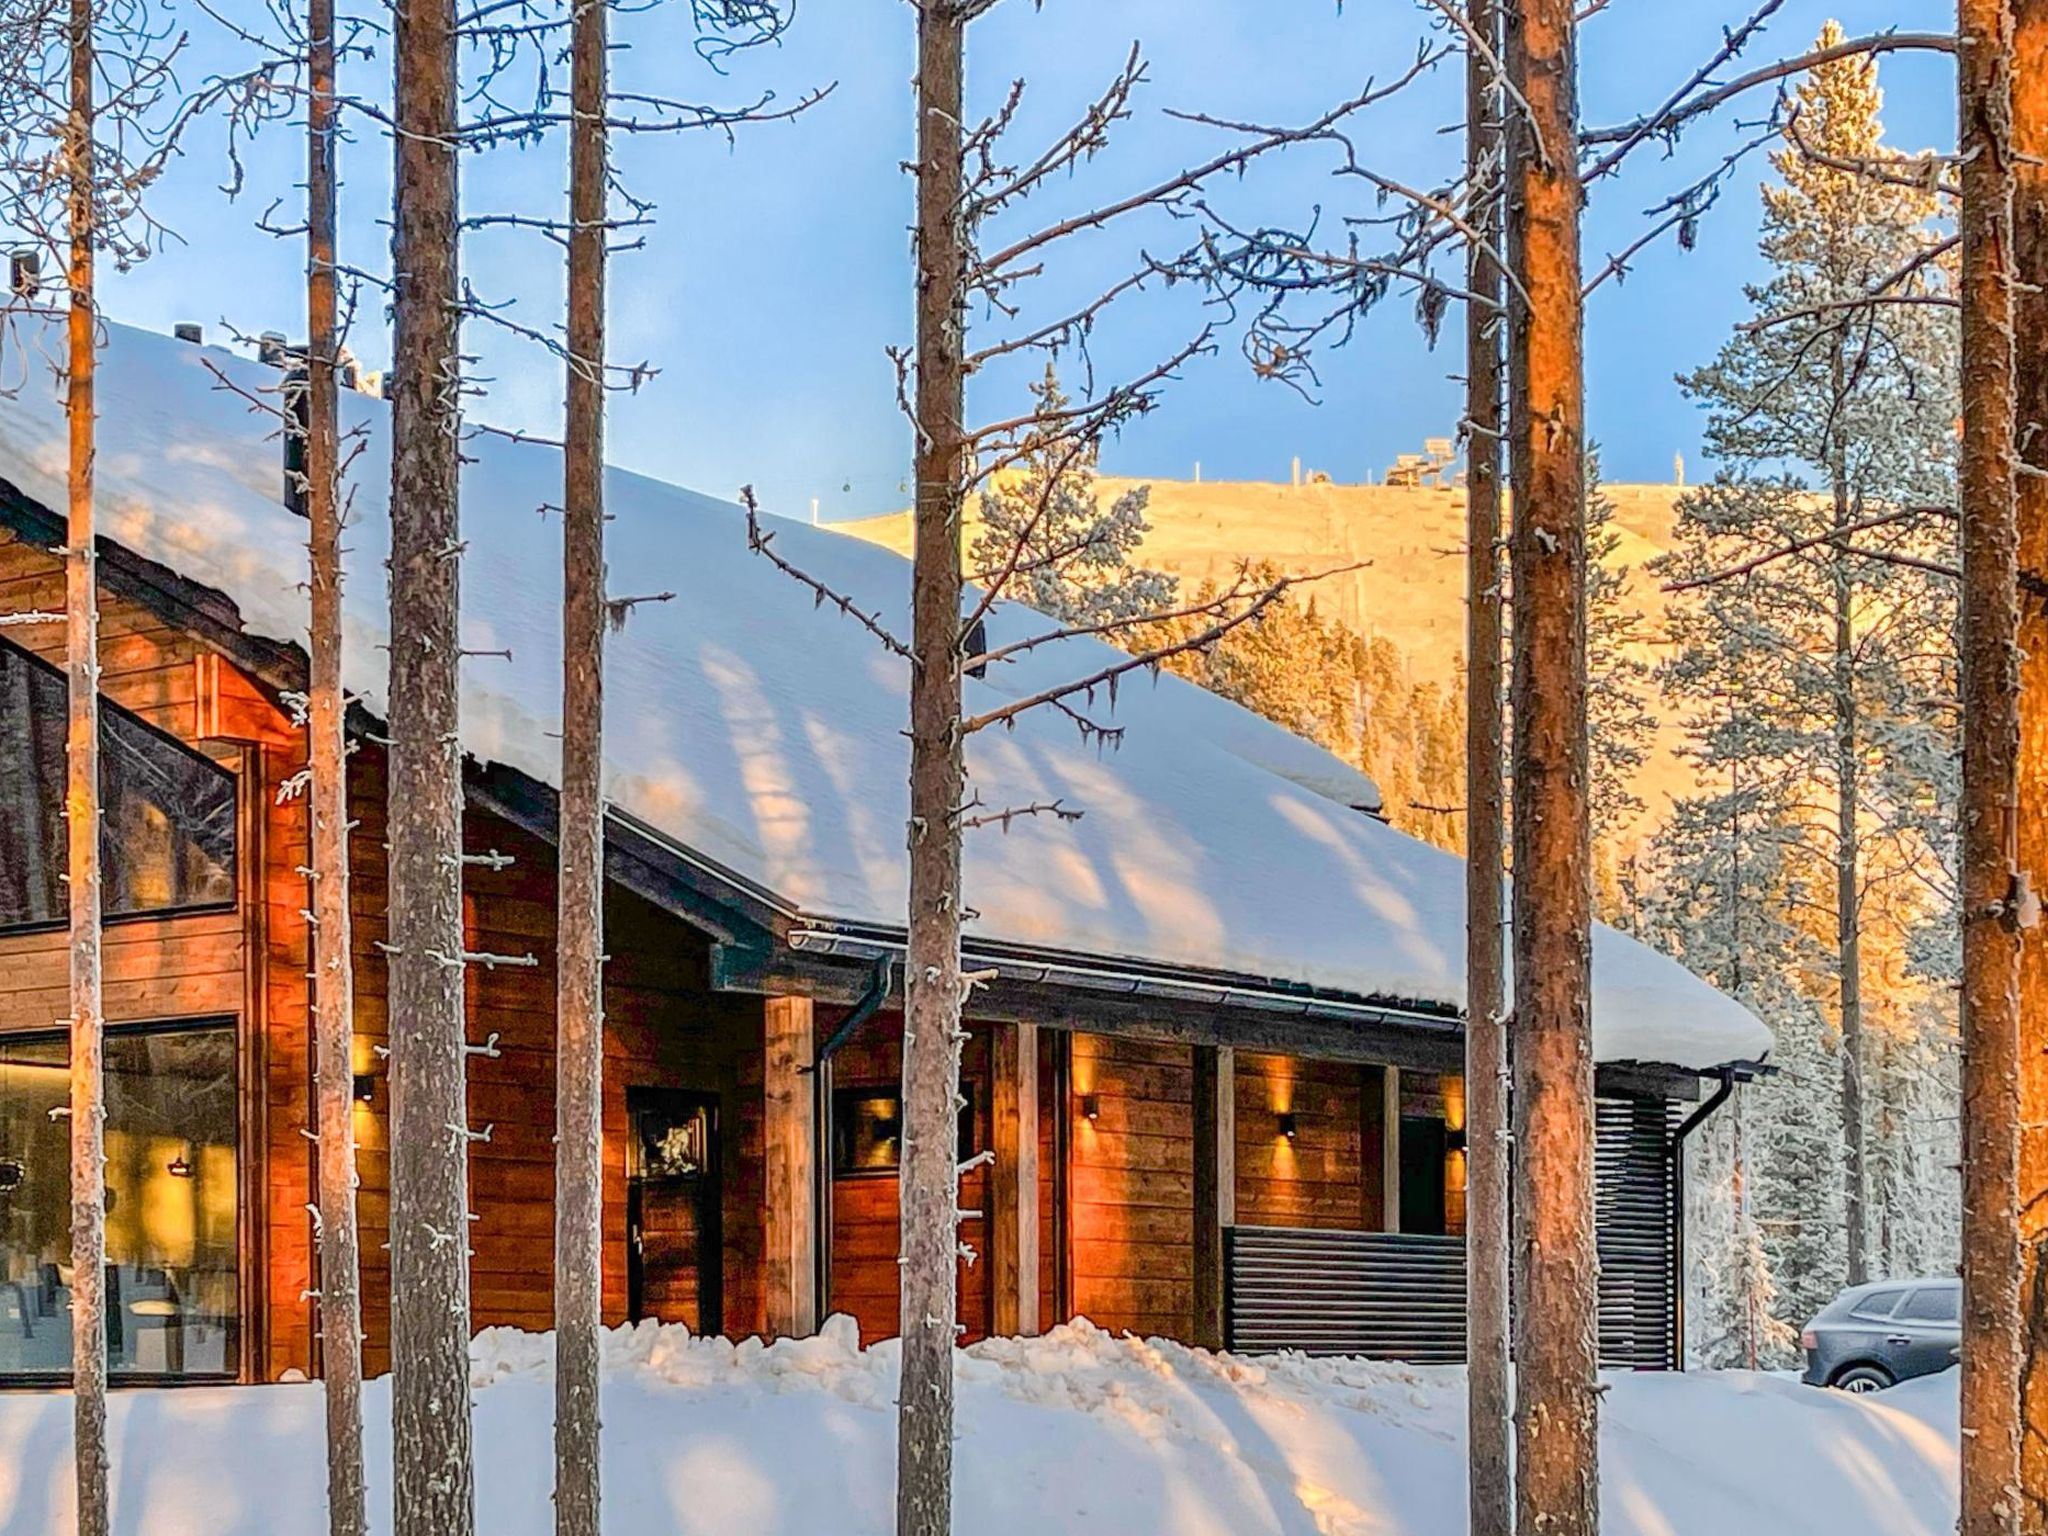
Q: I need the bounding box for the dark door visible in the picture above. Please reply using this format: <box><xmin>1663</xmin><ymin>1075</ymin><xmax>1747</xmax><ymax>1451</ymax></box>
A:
<box><xmin>626</xmin><ymin>1089</ymin><xmax>721</xmax><ymax>1337</ymax></box>
<box><xmin>1399</xmin><ymin>1115</ymin><xmax>1448</xmax><ymax>1235</ymax></box>
<box><xmin>1888</xmin><ymin>1284</ymin><xmax>1961</xmax><ymax>1380</ymax></box>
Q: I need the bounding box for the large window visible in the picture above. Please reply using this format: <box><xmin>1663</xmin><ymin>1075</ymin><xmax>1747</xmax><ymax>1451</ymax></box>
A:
<box><xmin>0</xmin><ymin>1022</ymin><xmax>240</xmax><ymax>1380</ymax></box>
<box><xmin>0</xmin><ymin>637</ymin><xmax>237</xmax><ymax>929</ymax></box>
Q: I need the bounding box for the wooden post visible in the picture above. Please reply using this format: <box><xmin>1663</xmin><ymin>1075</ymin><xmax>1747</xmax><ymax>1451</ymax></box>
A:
<box><xmin>1192</xmin><ymin>1044</ymin><xmax>1233</xmax><ymax>1350</ymax></box>
<box><xmin>764</xmin><ymin>996</ymin><xmax>818</xmax><ymax>1338</ymax></box>
<box><xmin>1383</xmin><ymin>1066</ymin><xmax>1403</xmax><ymax>1234</ymax></box>
<box><xmin>991</xmin><ymin>1022</ymin><xmax>1040</xmax><ymax>1338</ymax></box>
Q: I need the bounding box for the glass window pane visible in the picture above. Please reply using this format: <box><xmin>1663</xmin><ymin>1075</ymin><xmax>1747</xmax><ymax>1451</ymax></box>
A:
<box><xmin>0</xmin><ymin>1039</ymin><xmax>71</xmax><ymax>1376</ymax></box>
<box><xmin>1897</xmin><ymin>1287</ymin><xmax>1959</xmax><ymax>1323</ymax></box>
<box><xmin>0</xmin><ymin>1025</ymin><xmax>239</xmax><ymax>1379</ymax></box>
<box><xmin>0</xmin><ymin>640</ymin><xmax>237</xmax><ymax>928</ymax></box>
<box><xmin>0</xmin><ymin>650</ymin><xmax>64</xmax><ymax>927</ymax></box>
<box><xmin>1850</xmin><ymin>1288</ymin><xmax>1905</xmax><ymax>1321</ymax></box>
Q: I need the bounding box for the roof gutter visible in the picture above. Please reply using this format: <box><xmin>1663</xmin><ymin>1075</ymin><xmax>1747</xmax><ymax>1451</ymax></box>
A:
<box><xmin>1674</xmin><ymin>1066</ymin><xmax>1737</xmax><ymax>1145</ymax></box>
<box><xmin>814</xmin><ymin>956</ymin><xmax>894</xmax><ymax>1066</ymax></box>
<box><xmin>786</xmin><ymin>924</ymin><xmax>1463</xmax><ymax>1038</ymax></box>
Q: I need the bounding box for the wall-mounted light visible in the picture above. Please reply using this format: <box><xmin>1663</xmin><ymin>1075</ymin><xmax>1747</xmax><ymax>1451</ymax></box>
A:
<box><xmin>353</xmin><ymin>1073</ymin><xmax>378</xmax><ymax>1104</ymax></box>
<box><xmin>1079</xmin><ymin>1094</ymin><xmax>1100</xmax><ymax>1124</ymax></box>
<box><xmin>166</xmin><ymin>1153</ymin><xmax>194</xmax><ymax>1179</ymax></box>
<box><xmin>1277</xmin><ymin>1111</ymin><xmax>1298</xmax><ymax>1140</ymax></box>
<box><xmin>1445</xmin><ymin>1127</ymin><xmax>1468</xmax><ymax>1154</ymax></box>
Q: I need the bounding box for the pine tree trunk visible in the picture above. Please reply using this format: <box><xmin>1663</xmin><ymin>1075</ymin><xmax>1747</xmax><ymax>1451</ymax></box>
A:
<box><xmin>306</xmin><ymin>0</ymin><xmax>365</xmax><ymax>1527</ymax></box>
<box><xmin>1504</xmin><ymin>1</ymin><xmax>1597</xmax><ymax>1531</ymax></box>
<box><xmin>387</xmin><ymin>0</ymin><xmax>473</xmax><ymax>1519</ymax></box>
<box><xmin>1958</xmin><ymin>2</ymin><xmax>2024</xmax><ymax>1530</ymax></box>
<box><xmin>65</xmin><ymin>0</ymin><xmax>107</xmax><ymax>1526</ymax></box>
<box><xmin>553</xmin><ymin>0</ymin><xmax>608</xmax><ymax>1528</ymax></box>
<box><xmin>1463</xmin><ymin>0</ymin><xmax>1512</xmax><ymax>1526</ymax></box>
<box><xmin>2012</xmin><ymin>6</ymin><xmax>2048</xmax><ymax>1526</ymax></box>
<box><xmin>898</xmin><ymin>6</ymin><xmax>967</xmax><ymax>1533</ymax></box>
<box><xmin>1829</xmin><ymin>368</ymin><xmax>1870</xmax><ymax>1290</ymax></box>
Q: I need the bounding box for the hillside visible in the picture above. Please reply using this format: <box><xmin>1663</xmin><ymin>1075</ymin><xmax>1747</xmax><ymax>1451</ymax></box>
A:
<box><xmin>831</xmin><ymin>477</ymin><xmax>1697</xmax><ymax>841</ymax></box>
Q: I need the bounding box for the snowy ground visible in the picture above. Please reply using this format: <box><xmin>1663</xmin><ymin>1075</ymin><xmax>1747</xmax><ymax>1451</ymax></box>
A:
<box><xmin>0</xmin><ymin>1318</ymin><xmax>1957</xmax><ymax>1535</ymax></box>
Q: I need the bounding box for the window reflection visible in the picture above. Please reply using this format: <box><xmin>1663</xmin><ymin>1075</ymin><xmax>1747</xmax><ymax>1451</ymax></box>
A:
<box><xmin>0</xmin><ymin>1024</ymin><xmax>239</xmax><ymax>1379</ymax></box>
<box><xmin>0</xmin><ymin>638</ymin><xmax>237</xmax><ymax>930</ymax></box>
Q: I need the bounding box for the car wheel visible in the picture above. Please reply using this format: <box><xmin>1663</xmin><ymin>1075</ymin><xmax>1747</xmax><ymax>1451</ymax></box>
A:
<box><xmin>1833</xmin><ymin>1365</ymin><xmax>1894</xmax><ymax>1395</ymax></box>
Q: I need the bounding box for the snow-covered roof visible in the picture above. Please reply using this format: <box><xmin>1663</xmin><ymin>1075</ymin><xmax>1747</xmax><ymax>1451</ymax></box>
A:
<box><xmin>0</xmin><ymin>320</ymin><xmax>1771</xmax><ymax>1071</ymax></box>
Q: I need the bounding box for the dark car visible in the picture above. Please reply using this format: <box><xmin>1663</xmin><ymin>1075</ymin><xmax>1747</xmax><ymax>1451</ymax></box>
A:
<box><xmin>1800</xmin><ymin>1277</ymin><xmax>1961</xmax><ymax>1394</ymax></box>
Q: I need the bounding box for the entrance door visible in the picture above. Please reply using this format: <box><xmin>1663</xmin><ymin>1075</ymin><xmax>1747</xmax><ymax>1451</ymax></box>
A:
<box><xmin>625</xmin><ymin>1088</ymin><xmax>722</xmax><ymax>1337</ymax></box>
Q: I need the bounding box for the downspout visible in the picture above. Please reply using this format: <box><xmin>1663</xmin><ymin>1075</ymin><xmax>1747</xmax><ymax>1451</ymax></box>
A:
<box><xmin>807</xmin><ymin>957</ymin><xmax>895</xmax><ymax>1317</ymax></box>
<box><xmin>1668</xmin><ymin>1067</ymin><xmax>1738</xmax><ymax>1369</ymax></box>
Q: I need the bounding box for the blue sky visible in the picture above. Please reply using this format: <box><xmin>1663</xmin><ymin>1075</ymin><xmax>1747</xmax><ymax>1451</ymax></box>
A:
<box><xmin>101</xmin><ymin>0</ymin><xmax>1955</xmax><ymax>519</ymax></box>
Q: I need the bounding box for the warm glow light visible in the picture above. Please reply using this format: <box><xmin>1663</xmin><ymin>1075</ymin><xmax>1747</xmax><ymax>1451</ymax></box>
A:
<box><xmin>1277</xmin><ymin>1111</ymin><xmax>1298</xmax><ymax>1140</ymax></box>
<box><xmin>1079</xmin><ymin>1094</ymin><xmax>1100</xmax><ymax>1124</ymax></box>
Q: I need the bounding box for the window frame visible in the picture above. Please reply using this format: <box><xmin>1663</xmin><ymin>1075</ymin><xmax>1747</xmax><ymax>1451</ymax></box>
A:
<box><xmin>831</xmin><ymin>1082</ymin><xmax>980</xmax><ymax>1180</ymax></box>
<box><xmin>0</xmin><ymin>1013</ymin><xmax>244</xmax><ymax>1390</ymax></box>
<box><xmin>0</xmin><ymin>635</ymin><xmax>241</xmax><ymax>938</ymax></box>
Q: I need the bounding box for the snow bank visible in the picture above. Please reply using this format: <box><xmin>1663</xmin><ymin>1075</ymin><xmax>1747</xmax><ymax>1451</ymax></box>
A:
<box><xmin>0</xmin><ymin>1320</ymin><xmax>1957</xmax><ymax>1535</ymax></box>
<box><xmin>0</xmin><ymin>319</ymin><xmax>1770</xmax><ymax>1069</ymax></box>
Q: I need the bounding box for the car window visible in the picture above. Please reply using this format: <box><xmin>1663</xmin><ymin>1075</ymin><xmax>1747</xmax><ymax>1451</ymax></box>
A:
<box><xmin>1848</xmin><ymin>1289</ymin><xmax>1906</xmax><ymax>1321</ymax></box>
<box><xmin>1896</xmin><ymin>1287</ymin><xmax>1960</xmax><ymax>1324</ymax></box>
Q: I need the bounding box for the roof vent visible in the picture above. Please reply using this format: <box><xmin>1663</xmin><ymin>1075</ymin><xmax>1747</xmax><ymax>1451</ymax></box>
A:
<box><xmin>9</xmin><ymin>251</ymin><xmax>38</xmax><ymax>300</ymax></box>
<box><xmin>173</xmin><ymin>322</ymin><xmax>202</xmax><ymax>345</ymax></box>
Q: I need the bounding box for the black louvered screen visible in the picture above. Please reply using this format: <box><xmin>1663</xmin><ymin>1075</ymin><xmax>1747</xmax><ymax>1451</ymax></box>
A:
<box><xmin>1225</xmin><ymin>1228</ymin><xmax>1468</xmax><ymax>1362</ymax></box>
<box><xmin>1594</xmin><ymin>1095</ymin><xmax>1681</xmax><ymax>1369</ymax></box>
<box><xmin>1224</xmin><ymin>1095</ymin><xmax>1682</xmax><ymax>1369</ymax></box>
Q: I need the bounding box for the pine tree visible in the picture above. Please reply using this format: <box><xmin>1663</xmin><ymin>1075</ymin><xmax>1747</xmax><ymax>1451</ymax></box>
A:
<box><xmin>1654</xmin><ymin>26</ymin><xmax>1960</xmax><ymax>1292</ymax></box>
<box><xmin>386</xmin><ymin>0</ymin><xmax>474</xmax><ymax>1520</ymax></box>
<box><xmin>304</xmin><ymin>0</ymin><xmax>364</xmax><ymax>1526</ymax></box>
<box><xmin>2011</xmin><ymin>1</ymin><xmax>2048</xmax><ymax>1522</ymax></box>
<box><xmin>1955</xmin><ymin>0</ymin><xmax>2023</xmax><ymax>1526</ymax></box>
<box><xmin>1645</xmin><ymin>766</ymin><xmax>1840</xmax><ymax>1362</ymax></box>
<box><xmin>899</xmin><ymin>6</ymin><xmax>969</xmax><ymax>1531</ymax></box>
<box><xmin>1586</xmin><ymin>453</ymin><xmax>1658</xmax><ymax>920</ymax></box>
<box><xmin>1505</xmin><ymin>0</ymin><xmax>1597</xmax><ymax>1527</ymax></box>
<box><xmin>968</xmin><ymin>365</ymin><xmax>1176</xmax><ymax>627</ymax></box>
<box><xmin>62</xmin><ymin>1</ymin><xmax>107</xmax><ymax>1524</ymax></box>
<box><xmin>1463</xmin><ymin>0</ymin><xmax>1510</xmax><ymax>1518</ymax></box>
<box><xmin>553</xmin><ymin>0</ymin><xmax>609</xmax><ymax>1527</ymax></box>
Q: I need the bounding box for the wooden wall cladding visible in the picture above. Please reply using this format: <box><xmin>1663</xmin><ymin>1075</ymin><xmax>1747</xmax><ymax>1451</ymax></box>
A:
<box><xmin>825</xmin><ymin>1013</ymin><xmax>991</xmax><ymax>1347</ymax></box>
<box><xmin>1233</xmin><ymin>1052</ymin><xmax>1375</xmax><ymax>1234</ymax></box>
<box><xmin>346</xmin><ymin>742</ymin><xmax>768</xmax><ymax>1374</ymax></box>
<box><xmin>1066</xmin><ymin>1034</ymin><xmax>1195</xmax><ymax>1341</ymax></box>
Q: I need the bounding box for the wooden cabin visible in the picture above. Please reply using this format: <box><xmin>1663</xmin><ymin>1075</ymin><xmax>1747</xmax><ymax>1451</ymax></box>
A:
<box><xmin>0</xmin><ymin>322</ymin><xmax>1769</xmax><ymax>1387</ymax></box>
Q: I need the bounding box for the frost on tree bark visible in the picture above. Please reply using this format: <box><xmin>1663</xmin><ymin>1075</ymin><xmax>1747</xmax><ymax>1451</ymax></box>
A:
<box><xmin>65</xmin><ymin>0</ymin><xmax>108</xmax><ymax>1527</ymax></box>
<box><xmin>1462</xmin><ymin>0</ymin><xmax>1511</xmax><ymax>1530</ymax></box>
<box><xmin>1957</xmin><ymin>1</ymin><xmax>2024</xmax><ymax>1531</ymax></box>
<box><xmin>553</xmin><ymin>0</ymin><xmax>609</xmax><ymax>1526</ymax></box>
<box><xmin>306</xmin><ymin>0</ymin><xmax>365</xmax><ymax>1526</ymax></box>
<box><xmin>898</xmin><ymin>5</ymin><xmax>968</xmax><ymax>1533</ymax></box>
<box><xmin>2013</xmin><ymin>5</ymin><xmax>2048</xmax><ymax>1526</ymax></box>
<box><xmin>386</xmin><ymin>0</ymin><xmax>474</xmax><ymax>1519</ymax></box>
<box><xmin>1505</xmin><ymin>0</ymin><xmax>1597</xmax><ymax>1531</ymax></box>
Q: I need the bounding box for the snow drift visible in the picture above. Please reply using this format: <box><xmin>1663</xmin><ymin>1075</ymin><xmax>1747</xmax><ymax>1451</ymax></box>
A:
<box><xmin>0</xmin><ymin>1319</ymin><xmax>1957</xmax><ymax>1535</ymax></box>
